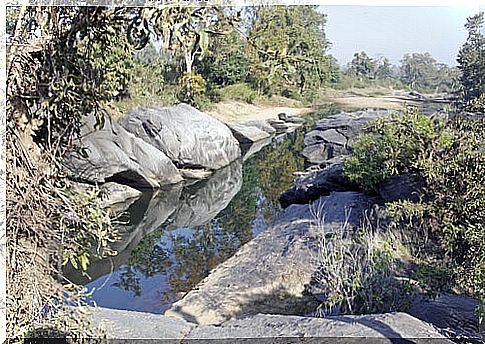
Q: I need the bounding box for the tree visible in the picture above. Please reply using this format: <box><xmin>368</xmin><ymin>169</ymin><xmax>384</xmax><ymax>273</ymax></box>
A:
<box><xmin>197</xmin><ymin>30</ymin><xmax>249</xmax><ymax>86</ymax></box>
<box><xmin>348</xmin><ymin>51</ymin><xmax>376</xmax><ymax>79</ymax></box>
<box><xmin>399</xmin><ymin>52</ymin><xmax>439</xmax><ymax>91</ymax></box>
<box><xmin>457</xmin><ymin>12</ymin><xmax>484</xmax><ymax>102</ymax></box>
<box><xmin>374</xmin><ymin>57</ymin><xmax>394</xmax><ymax>79</ymax></box>
<box><xmin>246</xmin><ymin>6</ymin><xmax>331</xmax><ymax>96</ymax></box>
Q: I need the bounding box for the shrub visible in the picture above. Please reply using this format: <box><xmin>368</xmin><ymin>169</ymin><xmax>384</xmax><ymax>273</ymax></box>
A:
<box><xmin>343</xmin><ymin>109</ymin><xmax>440</xmax><ymax>192</ymax></box>
<box><xmin>343</xmin><ymin>108</ymin><xmax>485</xmax><ymax>297</ymax></box>
<box><xmin>214</xmin><ymin>83</ymin><xmax>261</xmax><ymax>104</ymax></box>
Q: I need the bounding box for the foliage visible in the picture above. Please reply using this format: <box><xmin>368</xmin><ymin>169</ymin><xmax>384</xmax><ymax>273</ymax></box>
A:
<box><xmin>6</xmin><ymin>6</ymin><xmax>128</xmax><ymax>340</ymax></box>
<box><xmin>343</xmin><ymin>109</ymin><xmax>485</xmax><ymax>297</ymax></box>
<box><xmin>457</xmin><ymin>12</ymin><xmax>485</xmax><ymax>102</ymax></box>
<box><xmin>197</xmin><ymin>30</ymin><xmax>249</xmax><ymax>86</ymax></box>
<box><xmin>212</xmin><ymin>83</ymin><xmax>261</xmax><ymax>104</ymax></box>
<box><xmin>347</xmin><ymin>51</ymin><xmax>376</xmax><ymax>79</ymax></box>
<box><xmin>177</xmin><ymin>71</ymin><xmax>209</xmax><ymax>108</ymax></box>
<box><xmin>343</xmin><ymin>109</ymin><xmax>439</xmax><ymax>192</ymax></box>
<box><xmin>310</xmin><ymin>208</ymin><xmax>415</xmax><ymax>316</ymax></box>
<box><xmin>246</xmin><ymin>6</ymin><xmax>331</xmax><ymax>97</ymax></box>
<box><xmin>399</xmin><ymin>52</ymin><xmax>459</xmax><ymax>93</ymax></box>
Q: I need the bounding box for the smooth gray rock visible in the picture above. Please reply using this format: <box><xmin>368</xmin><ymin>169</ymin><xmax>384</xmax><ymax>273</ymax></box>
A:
<box><xmin>303</xmin><ymin>110</ymin><xmax>392</xmax><ymax>166</ymax></box>
<box><xmin>245</xmin><ymin>120</ymin><xmax>277</xmax><ymax>135</ymax></box>
<box><xmin>280</xmin><ymin>163</ymin><xmax>359</xmax><ymax>208</ymax></box>
<box><xmin>90</xmin><ymin>308</ymin><xmax>450</xmax><ymax>342</ymax></box>
<box><xmin>227</xmin><ymin>122</ymin><xmax>270</xmax><ymax>144</ymax></box>
<box><xmin>92</xmin><ymin>307</ymin><xmax>195</xmax><ymax>339</ymax></box>
<box><xmin>64</xmin><ymin>114</ymin><xmax>183</xmax><ymax>188</ymax></box>
<box><xmin>268</xmin><ymin>119</ymin><xmax>289</xmax><ymax>133</ymax></box>
<box><xmin>378</xmin><ymin>174</ymin><xmax>424</xmax><ymax>203</ymax></box>
<box><xmin>408</xmin><ymin>293</ymin><xmax>480</xmax><ymax>337</ymax></box>
<box><xmin>304</xmin><ymin>129</ymin><xmax>347</xmax><ymax>147</ymax></box>
<box><xmin>302</xmin><ymin>144</ymin><xmax>349</xmax><ymax>166</ymax></box>
<box><xmin>165</xmin><ymin>192</ymin><xmax>372</xmax><ymax>325</ymax></box>
<box><xmin>120</xmin><ymin>103</ymin><xmax>241</xmax><ymax>170</ymax></box>
<box><xmin>187</xmin><ymin>313</ymin><xmax>451</xmax><ymax>342</ymax></box>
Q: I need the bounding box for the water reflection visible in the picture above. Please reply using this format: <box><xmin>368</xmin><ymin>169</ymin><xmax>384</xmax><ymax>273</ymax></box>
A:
<box><xmin>66</xmin><ymin>106</ymin><xmax>339</xmax><ymax>313</ymax></box>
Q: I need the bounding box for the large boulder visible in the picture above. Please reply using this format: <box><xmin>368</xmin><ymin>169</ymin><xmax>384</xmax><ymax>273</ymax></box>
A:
<box><xmin>120</xmin><ymin>103</ymin><xmax>241</xmax><ymax>170</ymax></box>
<box><xmin>64</xmin><ymin>114</ymin><xmax>183</xmax><ymax>188</ymax></box>
<box><xmin>279</xmin><ymin>163</ymin><xmax>359</xmax><ymax>208</ymax></box>
<box><xmin>226</xmin><ymin>122</ymin><xmax>270</xmax><ymax>144</ymax></box>
<box><xmin>245</xmin><ymin>120</ymin><xmax>277</xmax><ymax>135</ymax></box>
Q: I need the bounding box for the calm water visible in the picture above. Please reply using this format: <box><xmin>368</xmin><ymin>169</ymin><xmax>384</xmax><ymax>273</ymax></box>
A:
<box><xmin>65</xmin><ymin>105</ymin><xmax>339</xmax><ymax>314</ymax></box>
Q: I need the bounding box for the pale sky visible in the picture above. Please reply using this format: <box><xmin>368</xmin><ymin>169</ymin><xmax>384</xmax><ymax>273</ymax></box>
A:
<box><xmin>319</xmin><ymin>5</ymin><xmax>482</xmax><ymax>66</ymax></box>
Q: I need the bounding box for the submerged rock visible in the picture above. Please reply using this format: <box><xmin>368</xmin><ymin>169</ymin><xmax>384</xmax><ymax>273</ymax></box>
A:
<box><xmin>120</xmin><ymin>103</ymin><xmax>241</xmax><ymax>170</ymax></box>
<box><xmin>64</xmin><ymin>113</ymin><xmax>183</xmax><ymax>188</ymax></box>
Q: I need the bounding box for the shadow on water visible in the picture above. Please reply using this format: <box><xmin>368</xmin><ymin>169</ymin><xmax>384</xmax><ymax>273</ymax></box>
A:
<box><xmin>64</xmin><ymin>105</ymin><xmax>341</xmax><ymax>314</ymax></box>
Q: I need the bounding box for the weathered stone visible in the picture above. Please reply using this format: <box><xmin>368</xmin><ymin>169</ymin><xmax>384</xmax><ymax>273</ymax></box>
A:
<box><xmin>285</xmin><ymin>116</ymin><xmax>305</xmax><ymax>124</ymax></box>
<box><xmin>165</xmin><ymin>192</ymin><xmax>371</xmax><ymax>325</ymax></box>
<box><xmin>186</xmin><ymin>313</ymin><xmax>451</xmax><ymax>342</ymax></box>
<box><xmin>64</xmin><ymin>113</ymin><xmax>183</xmax><ymax>188</ymax></box>
<box><xmin>89</xmin><ymin>308</ymin><xmax>450</xmax><ymax>342</ymax></box>
<box><xmin>92</xmin><ymin>307</ymin><xmax>196</xmax><ymax>339</ymax></box>
<box><xmin>279</xmin><ymin>163</ymin><xmax>359</xmax><ymax>208</ymax></box>
<box><xmin>408</xmin><ymin>293</ymin><xmax>480</xmax><ymax>338</ymax></box>
<box><xmin>227</xmin><ymin>122</ymin><xmax>271</xmax><ymax>144</ymax></box>
<box><xmin>304</xmin><ymin>129</ymin><xmax>347</xmax><ymax>147</ymax></box>
<box><xmin>179</xmin><ymin>168</ymin><xmax>213</xmax><ymax>180</ymax></box>
<box><xmin>302</xmin><ymin>144</ymin><xmax>348</xmax><ymax>166</ymax></box>
<box><xmin>120</xmin><ymin>103</ymin><xmax>241</xmax><ymax>170</ymax></box>
<box><xmin>245</xmin><ymin>120</ymin><xmax>277</xmax><ymax>135</ymax></box>
<box><xmin>378</xmin><ymin>174</ymin><xmax>424</xmax><ymax>203</ymax></box>
<box><xmin>268</xmin><ymin>119</ymin><xmax>289</xmax><ymax>134</ymax></box>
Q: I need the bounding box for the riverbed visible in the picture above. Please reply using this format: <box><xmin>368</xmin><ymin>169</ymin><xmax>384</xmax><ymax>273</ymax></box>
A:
<box><xmin>64</xmin><ymin>105</ymin><xmax>340</xmax><ymax>314</ymax></box>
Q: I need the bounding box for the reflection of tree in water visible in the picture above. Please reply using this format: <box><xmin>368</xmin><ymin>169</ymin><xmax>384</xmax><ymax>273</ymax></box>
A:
<box><xmin>111</xmin><ymin>105</ymin><xmax>340</xmax><ymax>301</ymax></box>
<box><xmin>112</xmin><ymin>265</ymin><xmax>142</xmax><ymax>296</ymax></box>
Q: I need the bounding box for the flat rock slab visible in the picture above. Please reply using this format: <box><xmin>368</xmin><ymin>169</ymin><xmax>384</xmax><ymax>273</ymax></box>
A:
<box><xmin>227</xmin><ymin>122</ymin><xmax>271</xmax><ymax>144</ymax></box>
<box><xmin>165</xmin><ymin>192</ymin><xmax>372</xmax><ymax>325</ymax></box>
<box><xmin>92</xmin><ymin>307</ymin><xmax>195</xmax><ymax>339</ymax></box>
<box><xmin>91</xmin><ymin>307</ymin><xmax>450</xmax><ymax>342</ymax></box>
<box><xmin>187</xmin><ymin>313</ymin><xmax>451</xmax><ymax>342</ymax></box>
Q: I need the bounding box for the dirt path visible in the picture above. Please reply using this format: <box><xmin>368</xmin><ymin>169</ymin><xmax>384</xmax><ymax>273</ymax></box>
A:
<box><xmin>207</xmin><ymin>90</ymin><xmax>447</xmax><ymax>124</ymax></box>
<box><xmin>207</xmin><ymin>100</ymin><xmax>312</xmax><ymax>123</ymax></box>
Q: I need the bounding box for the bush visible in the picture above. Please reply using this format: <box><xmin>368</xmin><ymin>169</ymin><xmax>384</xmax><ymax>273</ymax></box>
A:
<box><xmin>343</xmin><ymin>109</ymin><xmax>485</xmax><ymax>297</ymax></box>
<box><xmin>214</xmin><ymin>83</ymin><xmax>261</xmax><ymax>104</ymax></box>
<box><xmin>343</xmin><ymin>109</ymin><xmax>440</xmax><ymax>192</ymax></box>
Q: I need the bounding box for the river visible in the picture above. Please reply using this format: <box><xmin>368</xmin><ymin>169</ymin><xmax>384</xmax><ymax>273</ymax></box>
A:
<box><xmin>64</xmin><ymin>105</ymin><xmax>340</xmax><ymax>314</ymax></box>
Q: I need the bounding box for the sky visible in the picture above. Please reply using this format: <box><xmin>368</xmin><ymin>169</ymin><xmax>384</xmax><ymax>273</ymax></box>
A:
<box><xmin>319</xmin><ymin>5</ymin><xmax>482</xmax><ymax>67</ymax></box>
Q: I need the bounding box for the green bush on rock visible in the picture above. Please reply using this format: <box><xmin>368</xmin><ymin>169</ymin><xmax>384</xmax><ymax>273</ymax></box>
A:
<box><xmin>343</xmin><ymin>108</ymin><xmax>485</xmax><ymax>298</ymax></box>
